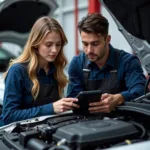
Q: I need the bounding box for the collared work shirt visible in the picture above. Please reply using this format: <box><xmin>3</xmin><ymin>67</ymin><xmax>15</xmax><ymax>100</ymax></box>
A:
<box><xmin>67</xmin><ymin>45</ymin><xmax>146</xmax><ymax>101</ymax></box>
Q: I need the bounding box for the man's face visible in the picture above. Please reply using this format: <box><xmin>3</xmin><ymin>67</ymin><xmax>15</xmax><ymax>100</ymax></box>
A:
<box><xmin>81</xmin><ymin>31</ymin><xmax>110</xmax><ymax>63</ymax></box>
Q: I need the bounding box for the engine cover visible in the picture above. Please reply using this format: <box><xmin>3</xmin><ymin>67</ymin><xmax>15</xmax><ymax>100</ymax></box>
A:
<box><xmin>53</xmin><ymin>119</ymin><xmax>139</xmax><ymax>148</ymax></box>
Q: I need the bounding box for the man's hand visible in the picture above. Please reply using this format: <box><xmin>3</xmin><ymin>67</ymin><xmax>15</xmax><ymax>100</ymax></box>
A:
<box><xmin>53</xmin><ymin>98</ymin><xmax>79</xmax><ymax>114</ymax></box>
<box><xmin>89</xmin><ymin>93</ymin><xmax>124</xmax><ymax>113</ymax></box>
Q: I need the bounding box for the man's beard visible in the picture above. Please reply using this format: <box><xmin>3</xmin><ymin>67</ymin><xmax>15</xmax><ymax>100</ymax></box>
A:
<box><xmin>87</xmin><ymin>44</ymin><xmax>107</xmax><ymax>62</ymax></box>
<box><xmin>87</xmin><ymin>50</ymin><xmax>106</xmax><ymax>62</ymax></box>
<box><xmin>87</xmin><ymin>53</ymin><xmax>99</xmax><ymax>62</ymax></box>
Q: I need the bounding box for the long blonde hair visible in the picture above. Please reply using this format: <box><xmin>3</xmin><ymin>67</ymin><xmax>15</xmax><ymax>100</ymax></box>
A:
<box><xmin>3</xmin><ymin>16</ymin><xmax>68</xmax><ymax>99</ymax></box>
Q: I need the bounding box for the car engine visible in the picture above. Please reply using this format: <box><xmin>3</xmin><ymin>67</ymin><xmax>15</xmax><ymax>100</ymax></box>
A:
<box><xmin>0</xmin><ymin>102</ymin><xmax>150</xmax><ymax>150</ymax></box>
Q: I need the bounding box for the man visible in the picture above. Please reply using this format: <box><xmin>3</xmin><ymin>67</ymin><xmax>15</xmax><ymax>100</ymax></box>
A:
<box><xmin>67</xmin><ymin>13</ymin><xmax>146</xmax><ymax>113</ymax></box>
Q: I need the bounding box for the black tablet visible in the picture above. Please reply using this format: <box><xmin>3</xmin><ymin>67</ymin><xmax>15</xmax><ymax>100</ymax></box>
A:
<box><xmin>73</xmin><ymin>90</ymin><xmax>102</xmax><ymax>114</ymax></box>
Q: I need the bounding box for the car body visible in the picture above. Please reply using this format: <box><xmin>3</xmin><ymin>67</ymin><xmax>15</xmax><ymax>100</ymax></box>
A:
<box><xmin>0</xmin><ymin>72</ymin><xmax>4</xmax><ymax>107</ymax></box>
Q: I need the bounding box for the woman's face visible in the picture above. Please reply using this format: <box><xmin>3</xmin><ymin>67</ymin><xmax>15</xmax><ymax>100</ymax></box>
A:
<box><xmin>37</xmin><ymin>31</ymin><xmax>62</xmax><ymax>65</ymax></box>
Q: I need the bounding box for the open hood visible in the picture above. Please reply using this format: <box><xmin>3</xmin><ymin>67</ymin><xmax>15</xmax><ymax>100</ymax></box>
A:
<box><xmin>0</xmin><ymin>0</ymin><xmax>58</xmax><ymax>47</ymax></box>
<box><xmin>100</xmin><ymin>0</ymin><xmax>150</xmax><ymax>74</ymax></box>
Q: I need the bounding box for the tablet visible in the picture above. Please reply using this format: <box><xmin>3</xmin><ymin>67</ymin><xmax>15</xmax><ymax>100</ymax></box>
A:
<box><xmin>73</xmin><ymin>90</ymin><xmax>102</xmax><ymax>114</ymax></box>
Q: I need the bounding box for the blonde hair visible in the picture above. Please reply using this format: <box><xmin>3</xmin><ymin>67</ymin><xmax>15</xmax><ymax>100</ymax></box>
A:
<box><xmin>3</xmin><ymin>16</ymin><xmax>68</xmax><ymax>99</ymax></box>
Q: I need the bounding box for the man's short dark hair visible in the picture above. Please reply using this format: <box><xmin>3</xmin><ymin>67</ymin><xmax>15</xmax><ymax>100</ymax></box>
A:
<box><xmin>78</xmin><ymin>13</ymin><xmax>109</xmax><ymax>37</ymax></box>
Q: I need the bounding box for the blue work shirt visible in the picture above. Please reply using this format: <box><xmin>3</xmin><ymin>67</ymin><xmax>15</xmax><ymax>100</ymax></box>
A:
<box><xmin>67</xmin><ymin>45</ymin><xmax>146</xmax><ymax>101</ymax></box>
<box><xmin>0</xmin><ymin>63</ymin><xmax>57</xmax><ymax>126</ymax></box>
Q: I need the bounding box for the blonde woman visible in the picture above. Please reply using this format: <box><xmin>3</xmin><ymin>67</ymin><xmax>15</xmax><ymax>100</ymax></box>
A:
<box><xmin>0</xmin><ymin>16</ymin><xmax>79</xmax><ymax>126</ymax></box>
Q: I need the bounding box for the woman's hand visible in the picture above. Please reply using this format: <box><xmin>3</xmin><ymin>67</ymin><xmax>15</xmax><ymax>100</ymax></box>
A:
<box><xmin>53</xmin><ymin>98</ymin><xmax>79</xmax><ymax>114</ymax></box>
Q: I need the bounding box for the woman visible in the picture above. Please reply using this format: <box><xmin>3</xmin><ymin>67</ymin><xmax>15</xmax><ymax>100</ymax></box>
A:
<box><xmin>0</xmin><ymin>16</ymin><xmax>79</xmax><ymax>126</ymax></box>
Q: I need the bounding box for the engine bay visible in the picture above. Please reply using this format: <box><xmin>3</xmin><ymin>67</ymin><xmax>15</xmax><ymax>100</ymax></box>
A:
<box><xmin>0</xmin><ymin>102</ymin><xmax>150</xmax><ymax>150</ymax></box>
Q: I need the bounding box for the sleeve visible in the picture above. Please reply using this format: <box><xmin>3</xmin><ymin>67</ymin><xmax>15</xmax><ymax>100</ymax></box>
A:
<box><xmin>120</xmin><ymin>56</ymin><xmax>146</xmax><ymax>101</ymax></box>
<box><xmin>2</xmin><ymin>65</ymin><xmax>55</xmax><ymax>125</ymax></box>
<box><xmin>67</xmin><ymin>57</ymin><xmax>84</xmax><ymax>98</ymax></box>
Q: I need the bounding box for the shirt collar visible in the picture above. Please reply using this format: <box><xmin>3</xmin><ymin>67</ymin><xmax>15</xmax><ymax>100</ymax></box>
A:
<box><xmin>106</xmin><ymin>44</ymin><xmax>117</xmax><ymax>68</ymax></box>
<box><xmin>37</xmin><ymin>62</ymin><xmax>56</xmax><ymax>76</ymax></box>
<box><xmin>85</xmin><ymin>44</ymin><xmax>117</xmax><ymax>69</ymax></box>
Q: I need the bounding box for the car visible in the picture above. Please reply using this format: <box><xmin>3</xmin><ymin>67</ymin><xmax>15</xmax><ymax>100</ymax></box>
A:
<box><xmin>1</xmin><ymin>0</ymin><xmax>150</xmax><ymax>150</ymax></box>
<box><xmin>0</xmin><ymin>72</ymin><xmax>4</xmax><ymax>113</ymax></box>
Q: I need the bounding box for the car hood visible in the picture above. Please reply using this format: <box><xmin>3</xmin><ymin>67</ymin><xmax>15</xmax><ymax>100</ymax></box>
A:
<box><xmin>0</xmin><ymin>0</ymin><xmax>58</xmax><ymax>47</ymax></box>
<box><xmin>100</xmin><ymin>0</ymin><xmax>150</xmax><ymax>74</ymax></box>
